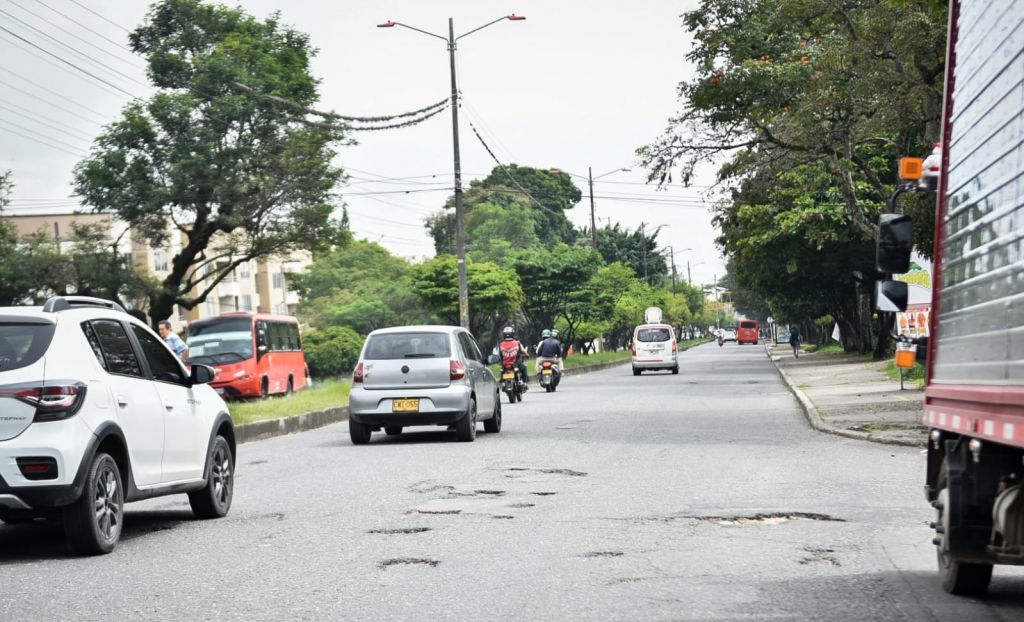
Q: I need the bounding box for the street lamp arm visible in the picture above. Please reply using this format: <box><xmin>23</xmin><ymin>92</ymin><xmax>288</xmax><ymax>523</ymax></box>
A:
<box><xmin>378</xmin><ymin>20</ymin><xmax>449</xmax><ymax>43</ymax></box>
<box><xmin>593</xmin><ymin>167</ymin><xmax>631</xmax><ymax>180</ymax></box>
<box><xmin>456</xmin><ymin>14</ymin><xmax>525</xmax><ymax>41</ymax></box>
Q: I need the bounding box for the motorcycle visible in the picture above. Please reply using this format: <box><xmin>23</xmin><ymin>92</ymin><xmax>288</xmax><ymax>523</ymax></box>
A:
<box><xmin>717</xmin><ymin>335</ymin><xmax>724</xmax><ymax>347</ymax></box>
<box><xmin>500</xmin><ymin>362</ymin><xmax>525</xmax><ymax>403</ymax></box>
<box><xmin>539</xmin><ymin>360</ymin><xmax>561</xmax><ymax>392</ymax></box>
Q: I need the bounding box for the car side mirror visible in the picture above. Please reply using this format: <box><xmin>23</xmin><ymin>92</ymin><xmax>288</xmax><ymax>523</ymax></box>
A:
<box><xmin>875</xmin><ymin>280</ymin><xmax>908</xmax><ymax>312</ymax></box>
<box><xmin>486</xmin><ymin>354</ymin><xmax>500</xmax><ymax>365</ymax></box>
<box><xmin>190</xmin><ymin>364</ymin><xmax>216</xmax><ymax>385</ymax></box>
<box><xmin>876</xmin><ymin>213</ymin><xmax>913</xmax><ymax>273</ymax></box>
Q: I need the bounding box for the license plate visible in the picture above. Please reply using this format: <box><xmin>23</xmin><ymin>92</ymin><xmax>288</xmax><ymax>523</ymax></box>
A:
<box><xmin>543</xmin><ymin>369</ymin><xmax>553</xmax><ymax>375</ymax></box>
<box><xmin>392</xmin><ymin>398</ymin><xmax>420</xmax><ymax>413</ymax></box>
<box><xmin>502</xmin><ymin>372</ymin><xmax>515</xmax><ymax>380</ymax></box>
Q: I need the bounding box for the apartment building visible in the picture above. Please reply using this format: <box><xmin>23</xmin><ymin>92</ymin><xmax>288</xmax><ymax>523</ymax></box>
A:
<box><xmin>5</xmin><ymin>212</ymin><xmax>309</xmax><ymax>333</ymax></box>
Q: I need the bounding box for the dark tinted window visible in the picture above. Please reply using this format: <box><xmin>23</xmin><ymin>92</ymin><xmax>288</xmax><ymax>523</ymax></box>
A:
<box><xmin>457</xmin><ymin>333</ymin><xmax>482</xmax><ymax>362</ymax></box>
<box><xmin>636</xmin><ymin>328</ymin><xmax>672</xmax><ymax>342</ymax></box>
<box><xmin>189</xmin><ymin>317</ymin><xmax>252</xmax><ymax>337</ymax></box>
<box><xmin>740</xmin><ymin>321</ymin><xmax>756</xmax><ymax>329</ymax></box>
<box><xmin>131</xmin><ymin>325</ymin><xmax>186</xmax><ymax>384</ymax></box>
<box><xmin>0</xmin><ymin>322</ymin><xmax>55</xmax><ymax>372</ymax></box>
<box><xmin>91</xmin><ymin>320</ymin><xmax>143</xmax><ymax>377</ymax></box>
<box><xmin>364</xmin><ymin>332</ymin><xmax>451</xmax><ymax>360</ymax></box>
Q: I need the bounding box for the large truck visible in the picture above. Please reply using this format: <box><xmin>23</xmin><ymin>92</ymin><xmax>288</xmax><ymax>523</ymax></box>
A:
<box><xmin>889</xmin><ymin>0</ymin><xmax>1024</xmax><ymax>597</ymax></box>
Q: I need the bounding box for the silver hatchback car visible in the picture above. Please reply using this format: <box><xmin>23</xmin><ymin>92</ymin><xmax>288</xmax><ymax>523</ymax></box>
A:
<box><xmin>347</xmin><ymin>326</ymin><xmax>502</xmax><ymax>444</ymax></box>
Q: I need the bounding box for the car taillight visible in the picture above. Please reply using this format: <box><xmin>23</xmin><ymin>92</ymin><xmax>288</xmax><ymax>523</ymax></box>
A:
<box><xmin>352</xmin><ymin>362</ymin><xmax>364</xmax><ymax>384</ymax></box>
<box><xmin>631</xmin><ymin>343</ymin><xmax>636</xmax><ymax>356</ymax></box>
<box><xmin>672</xmin><ymin>341</ymin><xmax>678</xmax><ymax>353</ymax></box>
<box><xmin>450</xmin><ymin>360</ymin><xmax>466</xmax><ymax>380</ymax></box>
<box><xmin>0</xmin><ymin>381</ymin><xmax>87</xmax><ymax>422</ymax></box>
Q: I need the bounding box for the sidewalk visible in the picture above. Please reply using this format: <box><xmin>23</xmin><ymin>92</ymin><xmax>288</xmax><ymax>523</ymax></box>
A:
<box><xmin>765</xmin><ymin>342</ymin><xmax>926</xmax><ymax>447</ymax></box>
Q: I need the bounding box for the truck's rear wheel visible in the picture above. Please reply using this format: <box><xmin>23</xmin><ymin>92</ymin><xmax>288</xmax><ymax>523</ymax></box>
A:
<box><xmin>935</xmin><ymin>462</ymin><xmax>994</xmax><ymax>595</ymax></box>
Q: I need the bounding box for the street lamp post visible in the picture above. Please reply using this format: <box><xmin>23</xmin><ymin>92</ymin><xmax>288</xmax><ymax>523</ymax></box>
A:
<box><xmin>658</xmin><ymin>246</ymin><xmax>690</xmax><ymax>294</ymax></box>
<box><xmin>378</xmin><ymin>14</ymin><xmax>525</xmax><ymax>329</ymax></box>
<box><xmin>687</xmin><ymin>260</ymin><xmax>706</xmax><ymax>286</ymax></box>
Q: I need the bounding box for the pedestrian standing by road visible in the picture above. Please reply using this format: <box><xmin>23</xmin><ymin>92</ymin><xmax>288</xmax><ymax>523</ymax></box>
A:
<box><xmin>788</xmin><ymin>324</ymin><xmax>801</xmax><ymax>358</ymax></box>
<box><xmin>158</xmin><ymin>320</ymin><xmax>188</xmax><ymax>361</ymax></box>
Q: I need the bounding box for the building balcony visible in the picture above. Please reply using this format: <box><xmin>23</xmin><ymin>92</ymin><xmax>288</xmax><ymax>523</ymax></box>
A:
<box><xmin>218</xmin><ymin>280</ymin><xmax>241</xmax><ymax>298</ymax></box>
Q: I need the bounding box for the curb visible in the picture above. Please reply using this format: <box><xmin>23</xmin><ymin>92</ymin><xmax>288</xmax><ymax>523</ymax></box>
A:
<box><xmin>763</xmin><ymin>343</ymin><xmax>925</xmax><ymax>448</ymax></box>
<box><xmin>233</xmin><ymin>349</ymin><xmax>676</xmax><ymax>444</ymax></box>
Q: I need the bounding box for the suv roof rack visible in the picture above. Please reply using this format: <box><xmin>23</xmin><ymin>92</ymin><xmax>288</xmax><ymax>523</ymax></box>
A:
<box><xmin>42</xmin><ymin>296</ymin><xmax>127</xmax><ymax>314</ymax></box>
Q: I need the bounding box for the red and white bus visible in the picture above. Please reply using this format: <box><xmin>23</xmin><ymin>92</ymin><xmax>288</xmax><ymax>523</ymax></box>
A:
<box><xmin>910</xmin><ymin>0</ymin><xmax>1024</xmax><ymax>596</ymax></box>
<box><xmin>186</xmin><ymin>312</ymin><xmax>309</xmax><ymax>399</ymax></box>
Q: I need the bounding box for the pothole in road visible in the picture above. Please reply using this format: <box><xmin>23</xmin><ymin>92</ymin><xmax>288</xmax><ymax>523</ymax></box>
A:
<box><xmin>507</xmin><ymin>502</ymin><xmax>535</xmax><ymax>508</ymax></box>
<box><xmin>506</xmin><ymin>467</ymin><xmax>587</xmax><ymax>477</ymax></box>
<box><xmin>413</xmin><ymin>509</ymin><xmax>462</xmax><ymax>515</ymax></box>
<box><xmin>368</xmin><ymin>527</ymin><xmax>433</xmax><ymax>535</ymax></box>
<box><xmin>407</xmin><ymin>481</ymin><xmax>456</xmax><ymax>495</ymax></box>
<box><xmin>582</xmin><ymin>550</ymin><xmax>624</xmax><ymax>558</ymax></box>
<box><xmin>531</xmin><ymin>492</ymin><xmax>557</xmax><ymax>496</ymax></box>
<box><xmin>799</xmin><ymin>546</ymin><xmax>841</xmax><ymax>566</ymax></box>
<box><xmin>684</xmin><ymin>512</ymin><xmax>844</xmax><ymax>526</ymax></box>
<box><xmin>379</xmin><ymin>558</ymin><xmax>439</xmax><ymax>569</ymax></box>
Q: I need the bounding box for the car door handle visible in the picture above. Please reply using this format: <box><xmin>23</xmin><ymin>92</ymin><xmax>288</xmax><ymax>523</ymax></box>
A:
<box><xmin>116</xmin><ymin>395</ymin><xmax>128</xmax><ymax>407</ymax></box>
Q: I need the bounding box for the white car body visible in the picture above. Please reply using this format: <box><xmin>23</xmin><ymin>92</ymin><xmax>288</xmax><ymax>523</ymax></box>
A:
<box><xmin>0</xmin><ymin>297</ymin><xmax>235</xmax><ymax>553</ymax></box>
<box><xmin>631</xmin><ymin>323</ymin><xmax>679</xmax><ymax>375</ymax></box>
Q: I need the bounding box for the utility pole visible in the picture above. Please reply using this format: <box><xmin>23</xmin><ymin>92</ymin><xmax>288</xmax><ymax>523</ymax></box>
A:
<box><xmin>640</xmin><ymin>222</ymin><xmax>648</xmax><ymax>282</ymax></box>
<box><xmin>669</xmin><ymin>248</ymin><xmax>677</xmax><ymax>294</ymax></box>
<box><xmin>588</xmin><ymin>166</ymin><xmax>597</xmax><ymax>249</ymax></box>
<box><xmin>687</xmin><ymin>260</ymin><xmax>691</xmax><ymax>286</ymax></box>
<box><xmin>446</xmin><ymin>18</ymin><xmax>469</xmax><ymax>329</ymax></box>
<box><xmin>378</xmin><ymin>14</ymin><xmax>525</xmax><ymax>330</ymax></box>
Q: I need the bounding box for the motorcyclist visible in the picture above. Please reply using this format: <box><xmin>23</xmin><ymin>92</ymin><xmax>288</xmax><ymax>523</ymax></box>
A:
<box><xmin>499</xmin><ymin>326</ymin><xmax>529</xmax><ymax>387</ymax></box>
<box><xmin>535</xmin><ymin>329</ymin><xmax>563</xmax><ymax>379</ymax></box>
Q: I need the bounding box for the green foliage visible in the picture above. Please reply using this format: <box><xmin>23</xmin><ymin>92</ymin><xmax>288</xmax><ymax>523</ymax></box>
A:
<box><xmin>74</xmin><ymin>0</ymin><xmax>348</xmax><ymax>324</ymax></box>
<box><xmin>512</xmin><ymin>244</ymin><xmax>601</xmax><ymax>342</ymax></box>
<box><xmin>409</xmin><ymin>256</ymin><xmax>523</xmax><ymax>339</ymax></box>
<box><xmin>425</xmin><ymin>165</ymin><xmax>580</xmax><ymax>254</ymax></box>
<box><xmin>303</xmin><ymin>327</ymin><xmax>364</xmax><ymax>377</ymax></box>
<box><xmin>595</xmin><ymin>223</ymin><xmax>668</xmax><ymax>285</ymax></box>
<box><xmin>641</xmin><ymin>0</ymin><xmax>947</xmax><ymax>353</ymax></box>
<box><xmin>294</xmin><ymin>240</ymin><xmax>425</xmax><ymax>332</ymax></box>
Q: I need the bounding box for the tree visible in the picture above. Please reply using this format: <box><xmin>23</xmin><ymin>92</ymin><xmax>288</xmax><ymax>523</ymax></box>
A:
<box><xmin>512</xmin><ymin>245</ymin><xmax>602</xmax><ymax>344</ymax></box>
<box><xmin>304</xmin><ymin>326</ymin><xmax>364</xmax><ymax>377</ymax></box>
<box><xmin>595</xmin><ymin>223</ymin><xmax>669</xmax><ymax>285</ymax></box>
<box><xmin>0</xmin><ymin>172</ymin><xmax>47</xmax><ymax>305</ymax></box>
<box><xmin>74</xmin><ymin>0</ymin><xmax>347</xmax><ymax>326</ymax></box>
<box><xmin>426</xmin><ymin>166</ymin><xmax>580</xmax><ymax>254</ymax></box>
<box><xmin>293</xmin><ymin>239</ymin><xmax>425</xmax><ymax>332</ymax></box>
<box><xmin>409</xmin><ymin>256</ymin><xmax>523</xmax><ymax>340</ymax></box>
<box><xmin>640</xmin><ymin>0</ymin><xmax>945</xmax><ymax>240</ymax></box>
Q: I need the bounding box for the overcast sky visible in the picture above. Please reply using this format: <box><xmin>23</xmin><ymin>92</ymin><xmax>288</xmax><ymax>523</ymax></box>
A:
<box><xmin>0</xmin><ymin>0</ymin><xmax>726</xmax><ymax>286</ymax></box>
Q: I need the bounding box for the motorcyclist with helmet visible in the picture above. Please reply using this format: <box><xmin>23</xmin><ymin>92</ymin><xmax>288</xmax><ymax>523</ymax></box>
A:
<box><xmin>499</xmin><ymin>326</ymin><xmax>529</xmax><ymax>388</ymax></box>
<box><xmin>535</xmin><ymin>328</ymin><xmax>563</xmax><ymax>382</ymax></box>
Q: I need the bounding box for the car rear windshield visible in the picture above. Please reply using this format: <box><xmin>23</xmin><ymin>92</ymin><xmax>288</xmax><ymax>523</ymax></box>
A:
<box><xmin>636</xmin><ymin>327</ymin><xmax>672</xmax><ymax>342</ymax></box>
<box><xmin>740</xmin><ymin>321</ymin><xmax>756</xmax><ymax>329</ymax></box>
<box><xmin>363</xmin><ymin>332</ymin><xmax>451</xmax><ymax>359</ymax></box>
<box><xmin>0</xmin><ymin>322</ymin><xmax>55</xmax><ymax>372</ymax></box>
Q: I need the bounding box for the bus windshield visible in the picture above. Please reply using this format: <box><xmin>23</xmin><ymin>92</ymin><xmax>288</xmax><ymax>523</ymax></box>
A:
<box><xmin>187</xmin><ymin>318</ymin><xmax>254</xmax><ymax>364</ymax></box>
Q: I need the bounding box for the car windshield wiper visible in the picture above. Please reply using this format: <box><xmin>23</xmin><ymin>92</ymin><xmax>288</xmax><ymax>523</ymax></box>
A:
<box><xmin>403</xmin><ymin>353</ymin><xmax>438</xmax><ymax>358</ymax></box>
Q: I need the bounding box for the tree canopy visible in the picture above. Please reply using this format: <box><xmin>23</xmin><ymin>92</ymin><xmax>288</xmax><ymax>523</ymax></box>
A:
<box><xmin>74</xmin><ymin>0</ymin><xmax>348</xmax><ymax>325</ymax></box>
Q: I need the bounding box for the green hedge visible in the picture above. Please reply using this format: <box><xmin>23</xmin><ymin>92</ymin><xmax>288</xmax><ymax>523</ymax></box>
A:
<box><xmin>304</xmin><ymin>327</ymin><xmax>364</xmax><ymax>378</ymax></box>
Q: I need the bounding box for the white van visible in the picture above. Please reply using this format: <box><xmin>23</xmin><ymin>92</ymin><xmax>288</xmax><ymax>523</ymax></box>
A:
<box><xmin>631</xmin><ymin>308</ymin><xmax>679</xmax><ymax>375</ymax></box>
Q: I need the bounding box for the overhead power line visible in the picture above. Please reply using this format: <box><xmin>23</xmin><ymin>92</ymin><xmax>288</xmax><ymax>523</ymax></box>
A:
<box><xmin>36</xmin><ymin>0</ymin><xmax>136</xmax><ymax>57</ymax></box>
<box><xmin>0</xmin><ymin>24</ymin><xmax>137</xmax><ymax>97</ymax></box>
<box><xmin>468</xmin><ymin>121</ymin><xmax>564</xmax><ymax>217</ymax></box>
<box><xmin>342</xmin><ymin>188</ymin><xmax>453</xmax><ymax>196</ymax></box>
<box><xmin>0</xmin><ymin>7</ymin><xmax>147</xmax><ymax>87</ymax></box>
<box><xmin>0</xmin><ymin>100</ymin><xmax>96</xmax><ymax>142</ymax></box>
<box><xmin>68</xmin><ymin>0</ymin><xmax>131</xmax><ymax>33</ymax></box>
<box><xmin>0</xmin><ymin>68</ymin><xmax>109</xmax><ymax>119</ymax></box>
<box><xmin>0</xmin><ymin>119</ymin><xmax>85</xmax><ymax>157</ymax></box>
<box><xmin>10</xmin><ymin>0</ymin><xmax>142</xmax><ymax>70</ymax></box>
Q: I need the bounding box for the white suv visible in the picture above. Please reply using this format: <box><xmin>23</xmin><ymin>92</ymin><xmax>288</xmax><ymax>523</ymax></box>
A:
<box><xmin>0</xmin><ymin>296</ymin><xmax>235</xmax><ymax>554</ymax></box>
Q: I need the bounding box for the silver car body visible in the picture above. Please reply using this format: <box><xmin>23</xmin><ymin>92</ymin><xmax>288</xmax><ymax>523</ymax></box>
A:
<box><xmin>348</xmin><ymin>326</ymin><xmax>499</xmax><ymax>428</ymax></box>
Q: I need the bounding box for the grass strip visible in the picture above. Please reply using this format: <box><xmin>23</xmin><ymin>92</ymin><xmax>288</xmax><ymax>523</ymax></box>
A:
<box><xmin>229</xmin><ymin>378</ymin><xmax>352</xmax><ymax>425</ymax></box>
<box><xmin>882</xmin><ymin>360</ymin><xmax>926</xmax><ymax>389</ymax></box>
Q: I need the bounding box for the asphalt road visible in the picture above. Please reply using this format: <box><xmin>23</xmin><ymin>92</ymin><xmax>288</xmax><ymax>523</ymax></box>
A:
<box><xmin>2</xmin><ymin>343</ymin><xmax>1024</xmax><ymax>621</ymax></box>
